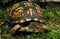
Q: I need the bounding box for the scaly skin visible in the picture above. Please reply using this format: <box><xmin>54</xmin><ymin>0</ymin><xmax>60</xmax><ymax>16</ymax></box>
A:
<box><xmin>8</xmin><ymin>22</ymin><xmax>50</xmax><ymax>35</ymax></box>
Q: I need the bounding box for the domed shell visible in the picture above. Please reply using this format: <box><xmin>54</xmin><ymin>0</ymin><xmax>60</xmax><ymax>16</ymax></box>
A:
<box><xmin>6</xmin><ymin>1</ymin><xmax>43</xmax><ymax>23</ymax></box>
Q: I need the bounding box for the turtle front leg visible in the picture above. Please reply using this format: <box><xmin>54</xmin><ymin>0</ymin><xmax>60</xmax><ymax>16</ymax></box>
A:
<box><xmin>40</xmin><ymin>24</ymin><xmax>51</xmax><ymax>32</ymax></box>
<box><xmin>29</xmin><ymin>22</ymin><xmax>51</xmax><ymax>32</ymax></box>
<box><xmin>8</xmin><ymin>24</ymin><xmax>21</xmax><ymax>35</ymax></box>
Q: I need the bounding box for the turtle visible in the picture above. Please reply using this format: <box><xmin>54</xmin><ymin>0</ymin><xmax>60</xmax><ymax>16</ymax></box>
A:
<box><xmin>5</xmin><ymin>1</ymin><xmax>50</xmax><ymax>34</ymax></box>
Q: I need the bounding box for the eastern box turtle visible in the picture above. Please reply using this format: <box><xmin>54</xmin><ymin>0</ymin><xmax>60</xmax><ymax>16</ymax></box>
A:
<box><xmin>5</xmin><ymin>1</ymin><xmax>50</xmax><ymax>34</ymax></box>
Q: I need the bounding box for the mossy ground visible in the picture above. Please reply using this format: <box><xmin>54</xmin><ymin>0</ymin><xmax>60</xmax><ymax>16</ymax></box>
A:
<box><xmin>0</xmin><ymin>6</ymin><xmax>60</xmax><ymax>39</ymax></box>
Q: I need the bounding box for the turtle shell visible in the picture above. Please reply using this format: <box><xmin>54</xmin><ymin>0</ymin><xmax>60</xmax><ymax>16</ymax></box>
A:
<box><xmin>6</xmin><ymin>1</ymin><xmax>43</xmax><ymax>24</ymax></box>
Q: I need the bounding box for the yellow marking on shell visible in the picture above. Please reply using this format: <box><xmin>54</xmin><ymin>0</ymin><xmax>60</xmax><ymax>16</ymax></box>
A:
<box><xmin>29</xmin><ymin>8</ymin><xmax>33</xmax><ymax>16</ymax></box>
<box><xmin>20</xmin><ymin>19</ymin><xmax>25</xmax><ymax>23</ymax></box>
<box><xmin>12</xmin><ymin>3</ymin><xmax>20</xmax><ymax>9</ymax></box>
<box><xmin>26</xmin><ymin>18</ymin><xmax>31</xmax><ymax>21</ymax></box>
<box><xmin>34</xmin><ymin>18</ymin><xmax>38</xmax><ymax>21</ymax></box>
<box><xmin>12</xmin><ymin>9</ymin><xmax>23</xmax><ymax>19</ymax></box>
<box><xmin>27</xmin><ymin>2</ymin><xmax>32</xmax><ymax>6</ymax></box>
<box><xmin>34</xmin><ymin>3</ymin><xmax>40</xmax><ymax>7</ymax></box>
<box><xmin>16</xmin><ymin>9</ymin><xmax>23</xmax><ymax>17</ymax></box>
<box><xmin>36</xmin><ymin>6</ymin><xmax>43</xmax><ymax>16</ymax></box>
<box><xmin>12</xmin><ymin>12</ymin><xmax>17</xmax><ymax>19</ymax></box>
<box><xmin>27</xmin><ymin>10</ymin><xmax>29</xmax><ymax>14</ymax></box>
<box><xmin>33</xmin><ymin>10</ymin><xmax>37</xmax><ymax>16</ymax></box>
<box><xmin>24</xmin><ymin>2</ymin><xmax>32</xmax><ymax>7</ymax></box>
<box><xmin>36</xmin><ymin>6</ymin><xmax>41</xmax><ymax>11</ymax></box>
<box><xmin>27</xmin><ymin>9</ymin><xmax>35</xmax><ymax>16</ymax></box>
<box><xmin>24</xmin><ymin>3</ymin><xmax>28</xmax><ymax>7</ymax></box>
<box><xmin>37</xmin><ymin>10</ymin><xmax>43</xmax><ymax>16</ymax></box>
<box><xmin>10</xmin><ymin>3</ymin><xmax>20</xmax><ymax>16</ymax></box>
<box><xmin>16</xmin><ymin>7</ymin><xmax>23</xmax><ymax>11</ymax></box>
